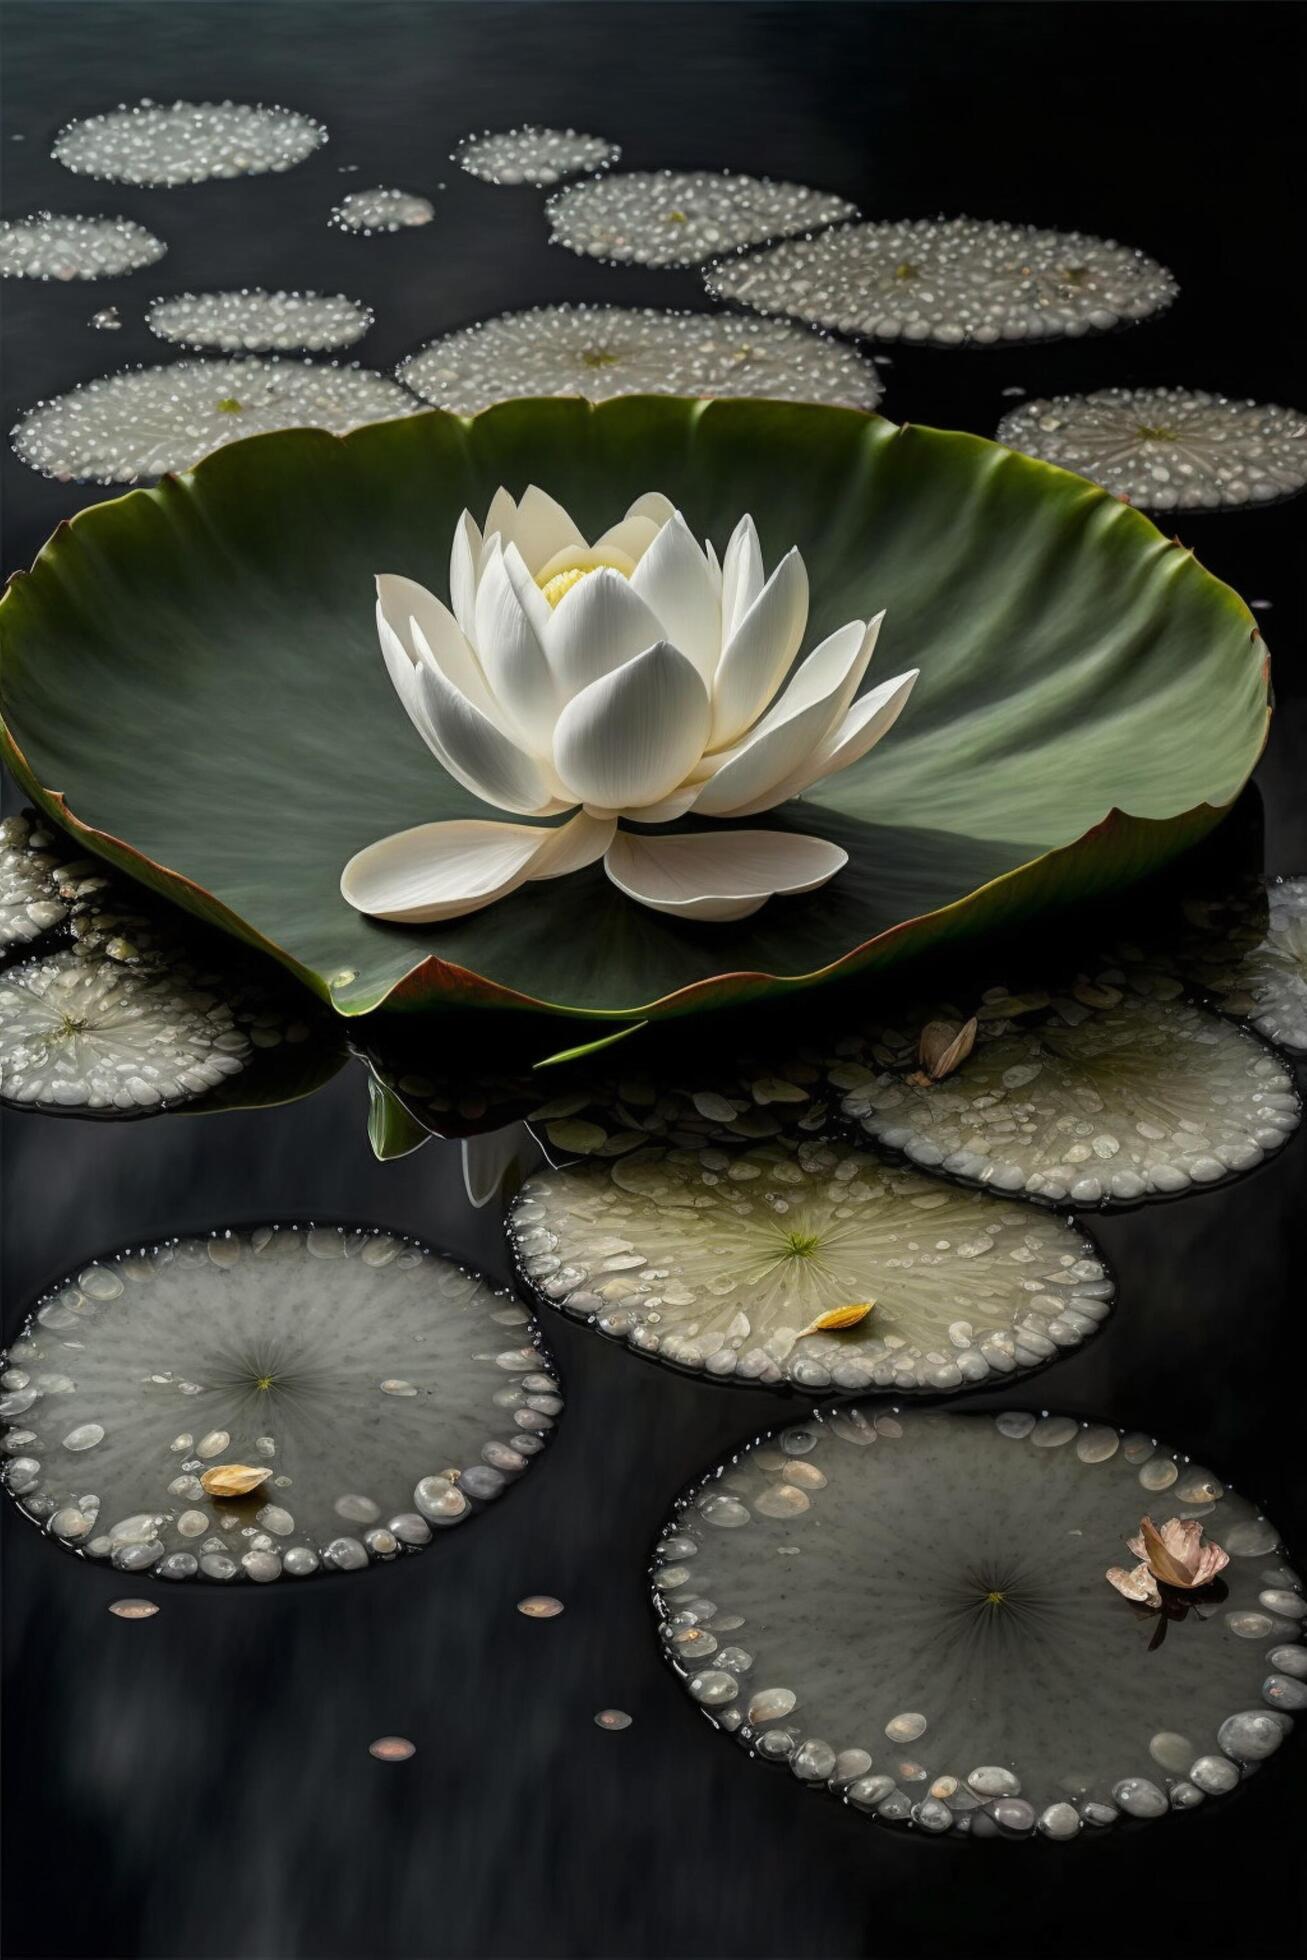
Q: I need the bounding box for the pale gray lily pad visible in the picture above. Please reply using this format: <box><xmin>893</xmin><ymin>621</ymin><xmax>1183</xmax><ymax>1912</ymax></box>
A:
<box><xmin>0</xmin><ymin>211</ymin><xmax>166</xmax><ymax>281</ymax></box>
<box><xmin>52</xmin><ymin>99</ymin><xmax>326</xmax><ymax>186</ymax></box>
<box><xmin>12</xmin><ymin>358</ymin><xmax>420</xmax><ymax>484</ymax></box>
<box><xmin>547</xmin><ymin>169</ymin><xmax>856</xmax><ymax>267</ymax></box>
<box><xmin>1116</xmin><ymin>878</ymin><xmax>1307</xmax><ymax>1058</ymax></box>
<box><xmin>397</xmin><ymin>305</ymin><xmax>881</xmax><ymax>415</ymax></box>
<box><xmin>997</xmin><ymin>388</ymin><xmax>1307</xmax><ymax>512</ymax></box>
<box><xmin>0</xmin><ymin>811</ymin><xmax>75</xmax><ymax>949</ymax></box>
<box><xmin>0</xmin><ymin>949</ymin><xmax>251</xmax><ymax>1110</ymax></box>
<box><xmin>508</xmin><ymin>1139</ymin><xmax>1112</xmax><ymax>1392</ymax></box>
<box><xmin>455</xmin><ymin>126</ymin><xmax>619</xmax><ymax>187</ymax></box>
<box><xmin>0</xmin><ymin>811</ymin><xmax>338</xmax><ymax>1118</ymax></box>
<box><xmin>147</xmin><ymin>289</ymin><xmax>373</xmax><ymax>354</ymax></box>
<box><xmin>833</xmin><ymin>989</ymin><xmax>1299</xmax><ymax>1206</ymax></box>
<box><xmin>1</xmin><ymin>1226</ymin><xmax>560</xmax><ymax>1583</ymax></box>
<box><xmin>654</xmin><ymin>1406</ymin><xmax>1298</xmax><ymax>1835</ymax></box>
<box><xmin>706</xmin><ymin>217</ymin><xmax>1177</xmax><ymax>345</ymax></box>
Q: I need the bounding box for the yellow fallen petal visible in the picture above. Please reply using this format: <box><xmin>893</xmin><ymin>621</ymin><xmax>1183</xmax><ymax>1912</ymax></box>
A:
<box><xmin>199</xmin><ymin>1463</ymin><xmax>272</xmax><ymax>1498</ymax></box>
<box><xmin>796</xmin><ymin>1302</ymin><xmax>875</xmax><ymax>1338</ymax></box>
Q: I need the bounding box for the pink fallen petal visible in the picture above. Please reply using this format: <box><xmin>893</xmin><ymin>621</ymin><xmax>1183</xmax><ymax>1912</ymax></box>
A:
<box><xmin>1190</xmin><ymin>1540</ymin><xmax>1231</xmax><ymax>1586</ymax></box>
<box><xmin>1140</xmin><ymin>1516</ymin><xmax>1200</xmax><ymax>1589</ymax></box>
<box><xmin>1107</xmin><ymin>1563</ymin><xmax>1162</xmax><ymax>1608</ymax></box>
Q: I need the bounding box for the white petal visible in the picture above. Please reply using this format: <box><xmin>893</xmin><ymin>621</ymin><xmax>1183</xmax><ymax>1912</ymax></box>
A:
<box><xmin>720</xmin><ymin>514</ymin><xmax>765</xmax><ymax>641</ymax></box>
<box><xmin>624</xmin><ymin>491</ymin><xmax>678</xmax><ymax>526</ymax></box>
<box><xmin>376</xmin><ymin>575</ymin><xmax>502</xmax><ymax>724</ymax></box>
<box><xmin>621</xmin><ymin>785</ymin><xmax>702</xmax><ymax>824</ymax></box>
<box><xmin>527</xmin><ymin>807</ymin><xmax>617</xmax><ymax>878</ymax></box>
<box><xmin>545</xmin><ymin>568</ymin><xmax>666</xmax><ymax>701</ymax></box>
<box><xmin>473</xmin><ymin>542</ymin><xmax>557</xmax><ymax>745</ymax></box>
<box><xmin>481</xmin><ymin>488</ymin><xmax>519</xmax><ymax>552</ymax></box>
<box><xmin>501</xmin><ymin>540</ymin><xmax>554</xmax><ymax>638</ymax></box>
<box><xmin>692</xmin><ymin>619</ymin><xmax>869</xmax><ymax>818</ymax></box>
<box><xmin>552</xmin><ymin>642</ymin><xmax>711</xmax><ymax>810</ymax></box>
<box><xmin>593</xmin><ymin>514</ymin><xmax>661</xmax><ymax>563</ymax></box>
<box><xmin>709</xmin><ymin>547</ymin><xmax>810</xmax><ymax>746</ymax></box>
<box><xmin>412</xmin><ymin>660</ymin><xmax>564</xmax><ymax>815</ymax></box>
<box><xmin>786</xmin><ymin>667</ymin><xmax>919</xmax><ymax>795</ymax></box>
<box><xmin>509</xmin><ymin>485</ymin><xmax>586</xmax><ymax>573</ymax></box>
<box><xmin>629</xmin><ymin>513</ymin><xmax>721</xmax><ymax>683</ymax></box>
<box><xmin>341</xmin><ymin>818</ymin><xmax>554</xmax><ymax>923</ymax></box>
<box><xmin>604</xmin><ymin>828</ymin><xmax>847</xmax><ymax>922</ymax></box>
<box><xmin>449</xmin><ymin>512</ymin><xmax>482</xmax><ymax>643</ymax></box>
<box><xmin>377</xmin><ymin>605</ymin><xmax>420</xmax><ymax>709</ymax></box>
<box><xmin>340</xmin><ymin>809</ymin><xmax>608</xmax><ymax>924</ymax></box>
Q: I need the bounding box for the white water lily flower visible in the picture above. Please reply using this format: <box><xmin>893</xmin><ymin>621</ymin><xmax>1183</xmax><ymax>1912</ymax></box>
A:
<box><xmin>340</xmin><ymin>486</ymin><xmax>918</xmax><ymax>924</ymax></box>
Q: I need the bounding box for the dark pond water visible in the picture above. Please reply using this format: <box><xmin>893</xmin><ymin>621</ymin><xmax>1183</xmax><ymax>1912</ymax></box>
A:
<box><xmin>2</xmin><ymin>4</ymin><xmax>1305</xmax><ymax>1956</ymax></box>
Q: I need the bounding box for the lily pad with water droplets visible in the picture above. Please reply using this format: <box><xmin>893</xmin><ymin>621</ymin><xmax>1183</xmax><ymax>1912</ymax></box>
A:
<box><xmin>654</xmin><ymin>1406</ymin><xmax>1297</xmax><ymax>1834</ymax></box>
<box><xmin>1</xmin><ymin>1226</ymin><xmax>560</xmax><ymax>1584</ymax></box>
<box><xmin>0</xmin><ymin>398</ymin><xmax>1270</xmax><ymax>1027</ymax></box>
<box><xmin>507</xmin><ymin>1138</ymin><xmax>1113</xmax><ymax>1392</ymax></box>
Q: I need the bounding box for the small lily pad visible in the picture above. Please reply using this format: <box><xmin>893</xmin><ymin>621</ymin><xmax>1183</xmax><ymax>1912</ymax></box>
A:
<box><xmin>507</xmin><ymin>1138</ymin><xmax>1112</xmax><ymax>1392</ymax></box>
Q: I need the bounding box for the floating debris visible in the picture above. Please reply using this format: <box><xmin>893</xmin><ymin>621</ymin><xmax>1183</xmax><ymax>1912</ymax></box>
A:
<box><xmin>834</xmin><ymin>989</ymin><xmax>1299</xmax><ymax>1205</ymax></box>
<box><xmin>547</xmin><ymin>169</ymin><xmax>857</xmax><ymax>267</ymax></box>
<box><xmin>0</xmin><ymin>1227</ymin><xmax>561</xmax><ymax>1583</ymax></box>
<box><xmin>655</xmin><ymin>1407</ymin><xmax>1298</xmax><ymax>1835</ymax></box>
<box><xmin>456</xmin><ymin>125</ymin><xmax>619</xmax><ymax>187</ymax></box>
<box><xmin>0</xmin><ymin>950</ymin><xmax>251</xmax><ymax>1111</ymax></box>
<box><xmin>330</xmin><ymin>187</ymin><xmax>435</xmax><ymax>234</ymax></box>
<box><xmin>107</xmin><ymin>1598</ymin><xmax>159</xmax><ymax>1620</ymax></box>
<box><xmin>517</xmin><ymin>1595</ymin><xmax>565</xmax><ymax>1618</ymax></box>
<box><xmin>147</xmin><ymin>288</ymin><xmax>373</xmax><ymax>353</ymax></box>
<box><xmin>997</xmin><ymin>387</ymin><xmax>1307</xmax><ymax>511</ymax></box>
<box><xmin>52</xmin><ymin>99</ymin><xmax>326</xmax><ymax>186</ymax></box>
<box><xmin>1</xmin><ymin>212</ymin><xmax>166</xmax><ymax>281</ymax></box>
<box><xmin>369</xmin><ymin>1736</ymin><xmax>416</xmax><ymax>1761</ymax></box>
<box><xmin>11</xmin><ymin>357</ymin><xmax>420</xmax><ymax>483</ymax></box>
<box><xmin>90</xmin><ymin>307</ymin><xmax>122</xmax><ymax>330</ymax></box>
<box><xmin>594</xmin><ymin>1708</ymin><xmax>633</xmax><ymax>1730</ymax></box>
<box><xmin>707</xmin><ymin>216</ymin><xmax>1178</xmax><ymax>345</ymax></box>
<box><xmin>0</xmin><ymin>813</ymin><xmax>72</xmax><ymax>950</ymax></box>
<box><xmin>397</xmin><ymin>303</ymin><xmax>881</xmax><ymax>413</ymax></box>
<box><xmin>508</xmin><ymin>1139</ymin><xmax>1112</xmax><ymax>1393</ymax></box>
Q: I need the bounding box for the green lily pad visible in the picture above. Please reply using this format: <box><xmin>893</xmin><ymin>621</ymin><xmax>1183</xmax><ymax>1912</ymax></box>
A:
<box><xmin>0</xmin><ymin>398</ymin><xmax>1270</xmax><ymax>1026</ymax></box>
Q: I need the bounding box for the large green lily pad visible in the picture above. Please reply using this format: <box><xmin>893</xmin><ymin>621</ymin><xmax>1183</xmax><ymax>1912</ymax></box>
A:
<box><xmin>0</xmin><ymin>398</ymin><xmax>1270</xmax><ymax>1025</ymax></box>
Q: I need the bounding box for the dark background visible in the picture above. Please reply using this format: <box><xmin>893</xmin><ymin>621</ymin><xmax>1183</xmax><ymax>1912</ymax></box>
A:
<box><xmin>2</xmin><ymin>4</ymin><xmax>1304</xmax><ymax>1957</ymax></box>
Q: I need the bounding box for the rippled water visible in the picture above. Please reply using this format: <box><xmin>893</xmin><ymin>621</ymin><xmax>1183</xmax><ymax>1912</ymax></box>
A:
<box><xmin>2</xmin><ymin>4</ymin><xmax>1305</xmax><ymax>1957</ymax></box>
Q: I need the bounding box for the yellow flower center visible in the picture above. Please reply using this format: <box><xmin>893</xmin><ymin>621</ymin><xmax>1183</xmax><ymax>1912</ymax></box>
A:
<box><xmin>534</xmin><ymin>545</ymin><xmax>637</xmax><ymax>608</ymax></box>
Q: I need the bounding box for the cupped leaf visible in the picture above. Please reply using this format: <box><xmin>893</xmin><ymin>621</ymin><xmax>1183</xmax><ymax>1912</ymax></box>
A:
<box><xmin>0</xmin><ymin>398</ymin><xmax>1270</xmax><ymax>1026</ymax></box>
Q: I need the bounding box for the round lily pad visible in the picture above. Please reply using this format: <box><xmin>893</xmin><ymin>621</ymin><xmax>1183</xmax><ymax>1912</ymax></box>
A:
<box><xmin>0</xmin><ymin>807</ymin><xmax>343</xmax><ymax>1120</ymax></box>
<box><xmin>546</xmin><ymin>169</ymin><xmax>856</xmax><ymax>267</ymax></box>
<box><xmin>706</xmin><ymin>217</ymin><xmax>1177</xmax><ymax>345</ymax></box>
<box><xmin>1116</xmin><ymin>877</ymin><xmax>1307</xmax><ymax>1057</ymax></box>
<box><xmin>507</xmin><ymin>1139</ymin><xmax>1112</xmax><ymax>1392</ymax></box>
<box><xmin>997</xmin><ymin>388</ymin><xmax>1307</xmax><ymax>512</ymax></box>
<box><xmin>654</xmin><ymin>1406</ymin><xmax>1299</xmax><ymax>1835</ymax></box>
<box><xmin>397</xmin><ymin>306</ymin><xmax>880</xmax><ymax>414</ymax></box>
<box><xmin>147</xmin><ymin>289</ymin><xmax>373</xmax><ymax>354</ymax></box>
<box><xmin>52</xmin><ymin>99</ymin><xmax>326</xmax><ymax>186</ymax></box>
<box><xmin>12</xmin><ymin>358</ymin><xmax>419</xmax><ymax>484</ymax></box>
<box><xmin>0</xmin><ymin>1226</ymin><xmax>560</xmax><ymax>1583</ymax></box>
<box><xmin>0</xmin><ymin>212</ymin><xmax>166</xmax><ymax>281</ymax></box>
<box><xmin>834</xmin><ymin>990</ymin><xmax>1299</xmax><ymax>1206</ymax></box>
<box><xmin>0</xmin><ymin>398</ymin><xmax>1270</xmax><ymax>1026</ymax></box>
<box><xmin>456</xmin><ymin>126</ymin><xmax>619</xmax><ymax>187</ymax></box>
